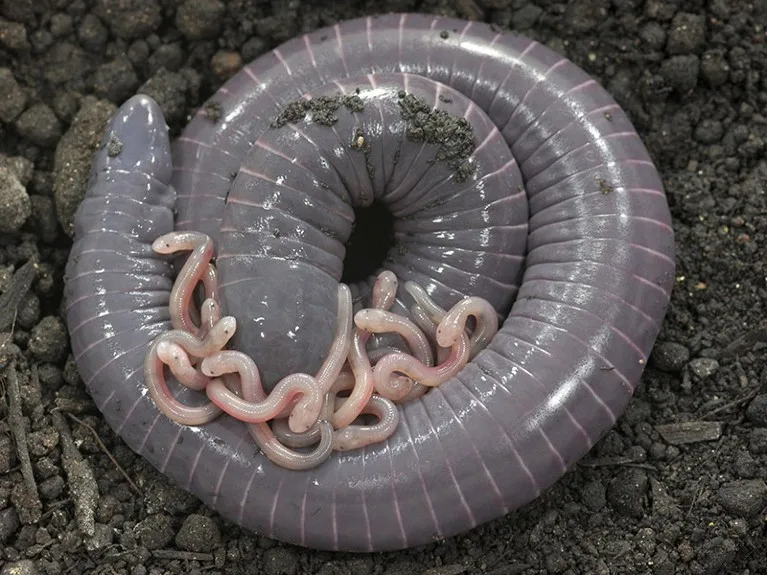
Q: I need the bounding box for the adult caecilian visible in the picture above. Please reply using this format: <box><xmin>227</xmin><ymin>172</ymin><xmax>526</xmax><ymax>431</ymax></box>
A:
<box><xmin>64</xmin><ymin>12</ymin><xmax>675</xmax><ymax>552</ymax></box>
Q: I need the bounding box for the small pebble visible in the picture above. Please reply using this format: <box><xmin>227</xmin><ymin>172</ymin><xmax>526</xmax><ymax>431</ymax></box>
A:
<box><xmin>651</xmin><ymin>341</ymin><xmax>690</xmax><ymax>372</ymax></box>
<box><xmin>34</xmin><ymin>262</ymin><xmax>55</xmax><ymax>296</ymax></box>
<box><xmin>693</xmin><ymin>119</ymin><xmax>724</xmax><ymax>144</ymax></box>
<box><xmin>137</xmin><ymin>69</ymin><xmax>188</xmax><ymax>123</ymax></box>
<box><xmin>95</xmin><ymin>0</ymin><xmax>162</xmax><ymax>40</ymax></box>
<box><xmin>0</xmin><ymin>18</ymin><xmax>29</xmax><ymax>51</ymax></box>
<box><xmin>708</xmin><ymin>0</ymin><xmax>730</xmax><ymax>19</ymax></box>
<box><xmin>30</xmin><ymin>29</ymin><xmax>53</xmax><ymax>54</ymax></box>
<box><xmin>0</xmin><ymin>153</ymin><xmax>33</xmax><ymax>184</ymax></box>
<box><xmin>176</xmin><ymin>0</ymin><xmax>226</xmax><ymax>40</ymax></box>
<box><xmin>745</xmin><ymin>394</ymin><xmax>767</xmax><ymax>427</ymax></box>
<box><xmin>562</xmin><ymin>0</ymin><xmax>605</xmax><ymax>34</ymax></box>
<box><xmin>77</xmin><ymin>13</ymin><xmax>108</xmax><ymax>52</ymax></box>
<box><xmin>148</xmin><ymin>43</ymin><xmax>184</xmax><ymax>74</ymax></box>
<box><xmin>53</xmin><ymin>96</ymin><xmax>117</xmax><ymax>236</ymax></box>
<box><xmin>263</xmin><ymin>547</ymin><xmax>299</xmax><ymax>575</ymax></box>
<box><xmin>677</xmin><ymin>540</ymin><xmax>695</xmax><ymax>563</ymax></box>
<box><xmin>733</xmin><ymin>453</ymin><xmax>757</xmax><ymax>479</ymax></box>
<box><xmin>37</xmin><ymin>456</ymin><xmax>62</xmax><ymax>479</ymax></box>
<box><xmin>635</xmin><ymin>527</ymin><xmax>656</xmax><ymax>554</ymax></box>
<box><xmin>49</xmin><ymin>13</ymin><xmax>73</xmax><ymax>38</ymax></box>
<box><xmin>580</xmin><ymin>480</ymin><xmax>607</xmax><ymax>511</ymax></box>
<box><xmin>688</xmin><ymin>358</ymin><xmax>719</xmax><ymax>379</ymax></box>
<box><xmin>29</xmin><ymin>169</ymin><xmax>53</xmax><ymax>195</ymax></box>
<box><xmin>127</xmin><ymin>39</ymin><xmax>150</xmax><ymax>68</ymax></box>
<box><xmin>28</xmin><ymin>195</ymin><xmax>59</xmax><ymax>244</ymax></box>
<box><xmin>748</xmin><ymin>428</ymin><xmax>767</xmax><ymax>455</ymax></box>
<box><xmin>92</xmin><ymin>57</ymin><xmax>139</xmax><ymax>103</ymax></box>
<box><xmin>175</xmin><ymin>514</ymin><xmax>220</xmax><ymax>552</ymax></box>
<box><xmin>84</xmin><ymin>522</ymin><xmax>114</xmax><ymax>552</ymax></box>
<box><xmin>37</xmin><ymin>363</ymin><xmax>64</xmax><ymax>391</ymax></box>
<box><xmin>607</xmin><ymin>468</ymin><xmax>648</xmax><ymax>517</ymax></box>
<box><xmin>0</xmin><ymin>506</ymin><xmax>20</xmax><ymax>544</ymax></box>
<box><xmin>697</xmin><ymin>537</ymin><xmax>738</xmax><ymax>575</ymax></box>
<box><xmin>38</xmin><ymin>475</ymin><xmax>65</xmax><ymax>500</ymax></box>
<box><xmin>0</xmin><ymin>559</ymin><xmax>38</xmax><ymax>575</ymax></box>
<box><xmin>700</xmin><ymin>50</ymin><xmax>729</xmax><ymax>87</ymax></box>
<box><xmin>0</xmin><ymin>167</ymin><xmax>31</xmax><ymax>233</ymax></box>
<box><xmin>0</xmin><ymin>68</ymin><xmax>27</xmax><ymax>123</ymax></box>
<box><xmin>0</xmin><ymin>332</ymin><xmax>22</xmax><ymax>370</ymax></box>
<box><xmin>211</xmin><ymin>50</ymin><xmax>242</xmax><ymax>80</ymax></box>
<box><xmin>28</xmin><ymin>316</ymin><xmax>69</xmax><ymax>363</ymax></box>
<box><xmin>666</xmin><ymin>12</ymin><xmax>706</xmax><ymax>55</ymax></box>
<box><xmin>545</xmin><ymin>552</ymin><xmax>568</xmax><ymax>574</ymax></box>
<box><xmin>27</xmin><ymin>427</ymin><xmax>59</xmax><ymax>457</ymax></box>
<box><xmin>1</xmin><ymin>0</ymin><xmax>36</xmax><ymax>24</ymax></box>
<box><xmin>697</xmin><ymin>537</ymin><xmax>737</xmax><ymax>575</ymax></box>
<box><xmin>135</xmin><ymin>513</ymin><xmax>174</xmax><ymax>550</ymax></box>
<box><xmin>241</xmin><ymin>37</ymin><xmax>267</xmax><ymax>62</ymax></box>
<box><xmin>96</xmin><ymin>495</ymin><xmax>122</xmax><ymax>524</ymax></box>
<box><xmin>660</xmin><ymin>54</ymin><xmax>699</xmax><ymax>93</ymax></box>
<box><xmin>639</xmin><ymin>21</ymin><xmax>666</xmax><ymax>51</ymax></box>
<box><xmin>649</xmin><ymin>442</ymin><xmax>666</xmax><ymax>460</ymax></box>
<box><xmin>0</xmin><ymin>434</ymin><xmax>15</xmax><ymax>474</ymax></box>
<box><xmin>15</xmin><ymin>103</ymin><xmax>62</xmax><ymax>147</ymax></box>
<box><xmin>511</xmin><ymin>4</ymin><xmax>542</xmax><ymax>30</ymax></box>
<box><xmin>717</xmin><ymin>480</ymin><xmax>767</xmax><ymax>517</ymax></box>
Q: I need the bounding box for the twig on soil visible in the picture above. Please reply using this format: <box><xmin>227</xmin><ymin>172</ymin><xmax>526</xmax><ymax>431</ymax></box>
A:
<box><xmin>699</xmin><ymin>387</ymin><xmax>761</xmax><ymax>419</ymax></box>
<box><xmin>40</xmin><ymin>498</ymin><xmax>72</xmax><ymax>519</ymax></box>
<box><xmin>53</xmin><ymin>396</ymin><xmax>97</xmax><ymax>414</ymax></box>
<box><xmin>52</xmin><ymin>410</ymin><xmax>99</xmax><ymax>538</ymax></box>
<box><xmin>0</xmin><ymin>258</ymin><xmax>37</xmax><ymax>332</ymax></box>
<box><xmin>655</xmin><ymin>421</ymin><xmax>723</xmax><ymax>444</ymax></box>
<box><xmin>423</xmin><ymin>565</ymin><xmax>468</xmax><ymax>575</ymax></box>
<box><xmin>6</xmin><ymin>360</ymin><xmax>42</xmax><ymax>522</ymax></box>
<box><xmin>579</xmin><ymin>456</ymin><xmax>658</xmax><ymax>472</ymax></box>
<box><xmin>686</xmin><ymin>476</ymin><xmax>710</xmax><ymax>517</ymax></box>
<box><xmin>721</xmin><ymin>326</ymin><xmax>767</xmax><ymax>357</ymax></box>
<box><xmin>151</xmin><ymin>549</ymin><xmax>214</xmax><ymax>561</ymax></box>
<box><xmin>64</xmin><ymin>412</ymin><xmax>141</xmax><ymax>495</ymax></box>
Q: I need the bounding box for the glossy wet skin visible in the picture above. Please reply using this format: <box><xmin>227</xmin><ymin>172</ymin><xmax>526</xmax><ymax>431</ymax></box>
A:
<box><xmin>64</xmin><ymin>13</ymin><xmax>675</xmax><ymax>552</ymax></box>
<box><xmin>194</xmin><ymin>73</ymin><xmax>527</xmax><ymax>389</ymax></box>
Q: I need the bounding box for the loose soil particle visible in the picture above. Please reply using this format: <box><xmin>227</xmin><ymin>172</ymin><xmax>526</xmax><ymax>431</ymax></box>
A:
<box><xmin>0</xmin><ymin>1</ymin><xmax>766</xmax><ymax>574</ymax></box>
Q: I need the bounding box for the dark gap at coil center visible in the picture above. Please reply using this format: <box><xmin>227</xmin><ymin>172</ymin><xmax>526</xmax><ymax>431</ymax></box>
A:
<box><xmin>341</xmin><ymin>200</ymin><xmax>395</xmax><ymax>284</ymax></box>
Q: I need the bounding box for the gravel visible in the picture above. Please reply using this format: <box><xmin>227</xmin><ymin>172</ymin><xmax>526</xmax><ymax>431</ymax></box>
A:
<box><xmin>0</xmin><ymin>68</ymin><xmax>27</xmax><ymax>123</ymax></box>
<box><xmin>0</xmin><ymin>167</ymin><xmax>31</xmax><ymax>233</ymax></box>
<box><xmin>0</xmin><ymin>1</ymin><xmax>765</xmax><ymax>573</ymax></box>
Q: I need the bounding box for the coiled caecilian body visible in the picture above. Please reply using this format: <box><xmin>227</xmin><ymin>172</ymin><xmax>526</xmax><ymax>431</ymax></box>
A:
<box><xmin>64</xmin><ymin>12</ymin><xmax>675</xmax><ymax>552</ymax></box>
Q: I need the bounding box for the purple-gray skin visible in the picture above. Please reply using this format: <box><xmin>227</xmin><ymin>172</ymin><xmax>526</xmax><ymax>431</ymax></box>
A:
<box><xmin>64</xmin><ymin>13</ymin><xmax>675</xmax><ymax>552</ymax></box>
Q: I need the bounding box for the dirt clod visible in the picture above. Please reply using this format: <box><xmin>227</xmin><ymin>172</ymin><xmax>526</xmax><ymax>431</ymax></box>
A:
<box><xmin>27</xmin><ymin>316</ymin><xmax>67</xmax><ymax>364</ymax></box>
<box><xmin>176</xmin><ymin>0</ymin><xmax>226</xmax><ymax>41</ymax></box>
<box><xmin>0</xmin><ymin>559</ymin><xmax>37</xmax><ymax>575</ymax></box>
<box><xmin>0</xmin><ymin>69</ymin><xmax>26</xmax><ymax>124</ymax></box>
<box><xmin>717</xmin><ymin>479</ymin><xmax>767</xmax><ymax>517</ymax></box>
<box><xmin>666</xmin><ymin>12</ymin><xmax>706</xmax><ymax>55</ymax></box>
<box><xmin>0</xmin><ymin>167</ymin><xmax>30</xmax><ymax>233</ymax></box>
<box><xmin>14</xmin><ymin>104</ymin><xmax>62</xmax><ymax>148</ymax></box>
<box><xmin>174</xmin><ymin>514</ymin><xmax>221</xmax><ymax>553</ymax></box>
<box><xmin>263</xmin><ymin>547</ymin><xmax>299</xmax><ymax>575</ymax></box>
<box><xmin>651</xmin><ymin>341</ymin><xmax>690</xmax><ymax>372</ymax></box>
<box><xmin>95</xmin><ymin>0</ymin><xmax>162</xmax><ymax>41</ymax></box>
<box><xmin>0</xmin><ymin>1</ymin><xmax>764</xmax><ymax>573</ymax></box>
<box><xmin>607</xmin><ymin>468</ymin><xmax>649</xmax><ymax>517</ymax></box>
<box><xmin>52</xmin><ymin>97</ymin><xmax>117</xmax><ymax>236</ymax></box>
<box><xmin>745</xmin><ymin>394</ymin><xmax>767</xmax><ymax>426</ymax></box>
<box><xmin>135</xmin><ymin>513</ymin><xmax>175</xmax><ymax>550</ymax></box>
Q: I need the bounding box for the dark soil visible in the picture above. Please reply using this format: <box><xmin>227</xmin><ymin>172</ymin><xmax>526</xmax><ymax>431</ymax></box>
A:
<box><xmin>1</xmin><ymin>1</ymin><xmax>766</xmax><ymax>574</ymax></box>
